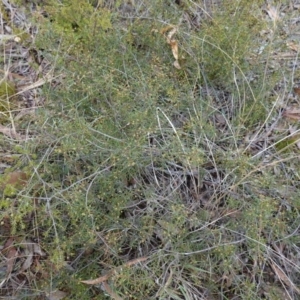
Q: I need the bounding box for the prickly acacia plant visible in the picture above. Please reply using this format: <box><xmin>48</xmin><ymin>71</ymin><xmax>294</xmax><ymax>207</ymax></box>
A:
<box><xmin>2</xmin><ymin>0</ymin><xmax>300</xmax><ymax>299</ymax></box>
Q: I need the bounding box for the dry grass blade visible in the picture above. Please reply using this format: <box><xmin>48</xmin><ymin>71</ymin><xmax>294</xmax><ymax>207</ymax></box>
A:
<box><xmin>80</xmin><ymin>257</ymin><xmax>148</xmax><ymax>285</ymax></box>
<box><xmin>16</xmin><ymin>72</ymin><xmax>55</xmax><ymax>95</ymax></box>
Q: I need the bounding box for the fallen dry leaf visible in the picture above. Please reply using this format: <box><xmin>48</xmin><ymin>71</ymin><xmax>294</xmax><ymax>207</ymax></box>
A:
<box><xmin>288</xmin><ymin>126</ymin><xmax>300</xmax><ymax>149</ymax></box>
<box><xmin>16</xmin><ymin>71</ymin><xmax>55</xmax><ymax>95</ymax></box>
<box><xmin>81</xmin><ymin>256</ymin><xmax>148</xmax><ymax>285</ymax></box>
<box><xmin>282</xmin><ymin>107</ymin><xmax>300</xmax><ymax>121</ymax></box>
<box><xmin>5</xmin><ymin>247</ymin><xmax>18</xmax><ymax>275</ymax></box>
<box><xmin>32</xmin><ymin>258</ymin><xmax>48</xmax><ymax>279</ymax></box>
<box><xmin>1</xmin><ymin>171</ymin><xmax>28</xmax><ymax>190</ymax></box>
<box><xmin>1</xmin><ymin>238</ymin><xmax>19</xmax><ymax>276</ymax></box>
<box><xmin>2</xmin><ymin>237</ymin><xmax>14</xmax><ymax>250</ymax></box>
<box><xmin>46</xmin><ymin>290</ymin><xmax>67</xmax><ymax>300</ymax></box>
<box><xmin>102</xmin><ymin>282</ymin><xmax>123</xmax><ymax>300</ymax></box>
<box><xmin>293</xmin><ymin>87</ymin><xmax>300</xmax><ymax>96</ymax></box>
<box><xmin>273</xmin><ymin>51</ymin><xmax>297</xmax><ymax>59</ymax></box>
<box><xmin>266</xmin><ymin>4</ymin><xmax>280</xmax><ymax>23</ymax></box>
<box><xmin>287</xmin><ymin>41</ymin><xmax>300</xmax><ymax>52</ymax></box>
<box><xmin>0</xmin><ymin>69</ymin><xmax>27</xmax><ymax>80</ymax></box>
<box><xmin>124</xmin><ymin>256</ymin><xmax>148</xmax><ymax>267</ymax></box>
<box><xmin>270</xmin><ymin>261</ymin><xmax>300</xmax><ymax>295</ymax></box>
<box><xmin>81</xmin><ymin>273</ymin><xmax>109</xmax><ymax>285</ymax></box>
<box><xmin>20</xmin><ymin>242</ymin><xmax>34</xmax><ymax>273</ymax></box>
<box><xmin>0</xmin><ymin>124</ymin><xmax>26</xmax><ymax>140</ymax></box>
<box><xmin>33</xmin><ymin>242</ymin><xmax>46</xmax><ymax>256</ymax></box>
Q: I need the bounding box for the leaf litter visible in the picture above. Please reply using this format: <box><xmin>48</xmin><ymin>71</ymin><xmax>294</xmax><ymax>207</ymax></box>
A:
<box><xmin>0</xmin><ymin>3</ymin><xmax>49</xmax><ymax>294</ymax></box>
<box><xmin>0</xmin><ymin>0</ymin><xmax>58</xmax><ymax>142</ymax></box>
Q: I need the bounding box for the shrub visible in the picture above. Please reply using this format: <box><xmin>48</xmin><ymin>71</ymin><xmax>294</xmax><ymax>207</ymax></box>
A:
<box><xmin>2</xmin><ymin>0</ymin><xmax>300</xmax><ymax>299</ymax></box>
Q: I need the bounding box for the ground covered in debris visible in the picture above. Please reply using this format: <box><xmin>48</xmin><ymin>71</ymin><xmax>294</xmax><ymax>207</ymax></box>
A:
<box><xmin>1</xmin><ymin>0</ymin><xmax>300</xmax><ymax>299</ymax></box>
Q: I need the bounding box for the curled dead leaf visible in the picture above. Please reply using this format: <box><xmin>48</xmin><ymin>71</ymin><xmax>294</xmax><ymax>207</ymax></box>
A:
<box><xmin>160</xmin><ymin>25</ymin><xmax>175</xmax><ymax>35</ymax></box>
<box><xmin>161</xmin><ymin>26</ymin><xmax>181</xmax><ymax>69</ymax></box>
<box><xmin>169</xmin><ymin>40</ymin><xmax>178</xmax><ymax>60</ymax></box>
<box><xmin>173</xmin><ymin>60</ymin><xmax>181</xmax><ymax>69</ymax></box>
<box><xmin>167</xmin><ymin>27</ymin><xmax>177</xmax><ymax>44</ymax></box>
